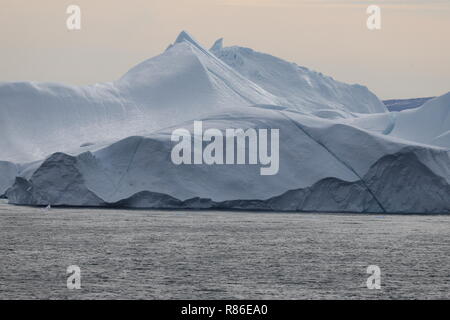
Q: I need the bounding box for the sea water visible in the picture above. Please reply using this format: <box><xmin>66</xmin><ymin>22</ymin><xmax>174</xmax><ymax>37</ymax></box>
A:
<box><xmin>0</xmin><ymin>200</ymin><xmax>448</xmax><ymax>299</ymax></box>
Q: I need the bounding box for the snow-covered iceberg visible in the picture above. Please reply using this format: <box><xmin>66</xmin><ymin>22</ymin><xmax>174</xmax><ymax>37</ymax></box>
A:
<box><xmin>1</xmin><ymin>31</ymin><xmax>449</xmax><ymax>213</ymax></box>
<box><xmin>0</xmin><ymin>32</ymin><xmax>386</xmax><ymax>164</ymax></box>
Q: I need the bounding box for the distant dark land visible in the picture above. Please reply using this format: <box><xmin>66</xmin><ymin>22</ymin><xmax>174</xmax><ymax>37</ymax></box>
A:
<box><xmin>383</xmin><ymin>97</ymin><xmax>434</xmax><ymax>112</ymax></box>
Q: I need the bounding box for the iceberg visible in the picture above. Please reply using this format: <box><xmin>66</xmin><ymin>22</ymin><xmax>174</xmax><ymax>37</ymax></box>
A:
<box><xmin>1</xmin><ymin>31</ymin><xmax>449</xmax><ymax>213</ymax></box>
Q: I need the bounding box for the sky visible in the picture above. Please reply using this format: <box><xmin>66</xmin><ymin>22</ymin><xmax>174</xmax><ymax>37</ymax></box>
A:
<box><xmin>0</xmin><ymin>0</ymin><xmax>449</xmax><ymax>99</ymax></box>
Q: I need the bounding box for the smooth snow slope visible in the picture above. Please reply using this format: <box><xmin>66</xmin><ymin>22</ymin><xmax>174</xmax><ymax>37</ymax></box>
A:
<box><xmin>0</xmin><ymin>32</ymin><xmax>278</xmax><ymax>163</ymax></box>
<box><xmin>345</xmin><ymin>92</ymin><xmax>450</xmax><ymax>148</ymax></box>
<box><xmin>389</xmin><ymin>92</ymin><xmax>450</xmax><ymax>148</ymax></box>
<box><xmin>211</xmin><ymin>38</ymin><xmax>387</xmax><ymax>117</ymax></box>
<box><xmin>0</xmin><ymin>32</ymin><xmax>386</xmax><ymax>163</ymax></box>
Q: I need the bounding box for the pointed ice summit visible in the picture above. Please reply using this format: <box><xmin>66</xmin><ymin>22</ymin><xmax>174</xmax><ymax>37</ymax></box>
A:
<box><xmin>210</xmin><ymin>38</ymin><xmax>224</xmax><ymax>51</ymax></box>
<box><xmin>174</xmin><ymin>30</ymin><xmax>210</xmax><ymax>53</ymax></box>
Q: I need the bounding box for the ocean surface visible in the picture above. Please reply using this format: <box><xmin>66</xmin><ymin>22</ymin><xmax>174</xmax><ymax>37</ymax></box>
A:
<box><xmin>0</xmin><ymin>199</ymin><xmax>448</xmax><ymax>299</ymax></box>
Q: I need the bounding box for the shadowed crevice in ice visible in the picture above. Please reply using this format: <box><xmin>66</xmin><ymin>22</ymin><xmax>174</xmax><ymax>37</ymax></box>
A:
<box><xmin>277</xmin><ymin>110</ymin><xmax>388</xmax><ymax>213</ymax></box>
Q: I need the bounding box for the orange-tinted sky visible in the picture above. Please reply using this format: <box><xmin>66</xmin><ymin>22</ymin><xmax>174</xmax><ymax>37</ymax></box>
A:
<box><xmin>0</xmin><ymin>0</ymin><xmax>449</xmax><ymax>99</ymax></box>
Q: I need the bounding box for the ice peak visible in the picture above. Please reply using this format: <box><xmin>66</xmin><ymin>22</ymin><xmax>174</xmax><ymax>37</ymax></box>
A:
<box><xmin>210</xmin><ymin>38</ymin><xmax>224</xmax><ymax>52</ymax></box>
<box><xmin>173</xmin><ymin>30</ymin><xmax>211</xmax><ymax>55</ymax></box>
<box><xmin>175</xmin><ymin>30</ymin><xmax>200</xmax><ymax>46</ymax></box>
